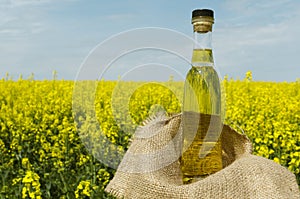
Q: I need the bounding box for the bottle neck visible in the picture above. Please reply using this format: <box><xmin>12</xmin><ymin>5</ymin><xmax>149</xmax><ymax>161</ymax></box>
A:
<box><xmin>192</xmin><ymin>31</ymin><xmax>214</xmax><ymax>66</ymax></box>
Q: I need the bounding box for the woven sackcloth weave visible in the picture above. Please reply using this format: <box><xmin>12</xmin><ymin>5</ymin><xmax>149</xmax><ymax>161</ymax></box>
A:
<box><xmin>105</xmin><ymin>112</ymin><xmax>300</xmax><ymax>199</ymax></box>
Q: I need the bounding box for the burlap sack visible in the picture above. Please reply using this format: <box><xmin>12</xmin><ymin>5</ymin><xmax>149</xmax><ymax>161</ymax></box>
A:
<box><xmin>105</xmin><ymin>113</ymin><xmax>300</xmax><ymax>199</ymax></box>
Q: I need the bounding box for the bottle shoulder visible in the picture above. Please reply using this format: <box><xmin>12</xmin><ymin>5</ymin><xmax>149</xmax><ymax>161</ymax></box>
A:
<box><xmin>186</xmin><ymin>65</ymin><xmax>220</xmax><ymax>81</ymax></box>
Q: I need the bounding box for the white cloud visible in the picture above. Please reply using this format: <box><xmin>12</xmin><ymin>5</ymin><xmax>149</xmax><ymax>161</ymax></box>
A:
<box><xmin>213</xmin><ymin>0</ymin><xmax>300</xmax><ymax>81</ymax></box>
<box><xmin>106</xmin><ymin>14</ymin><xmax>136</xmax><ymax>21</ymax></box>
<box><xmin>0</xmin><ymin>20</ymin><xmax>46</xmax><ymax>37</ymax></box>
<box><xmin>0</xmin><ymin>0</ymin><xmax>47</xmax><ymax>8</ymax></box>
<box><xmin>0</xmin><ymin>1</ymin><xmax>50</xmax><ymax>37</ymax></box>
<box><xmin>0</xmin><ymin>0</ymin><xmax>80</xmax><ymax>37</ymax></box>
<box><xmin>10</xmin><ymin>0</ymin><xmax>51</xmax><ymax>6</ymax></box>
<box><xmin>0</xmin><ymin>0</ymin><xmax>78</xmax><ymax>7</ymax></box>
<box><xmin>0</xmin><ymin>28</ymin><xmax>22</xmax><ymax>35</ymax></box>
<box><xmin>223</xmin><ymin>0</ymin><xmax>293</xmax><ymax>13</ymax></box>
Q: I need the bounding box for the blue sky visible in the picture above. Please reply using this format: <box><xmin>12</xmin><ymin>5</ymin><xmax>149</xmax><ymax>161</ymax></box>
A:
<box><xmin>1</xmin><ymin>0</ymin><xmax>300</xmax><ymax>81</ymax></box>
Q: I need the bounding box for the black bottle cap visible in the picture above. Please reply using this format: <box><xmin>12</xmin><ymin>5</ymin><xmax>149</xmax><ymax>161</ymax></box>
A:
<box><xmin>192</xmin><ymin>9</ymin><xmax>214</xmax><ymax>18</ymax></box>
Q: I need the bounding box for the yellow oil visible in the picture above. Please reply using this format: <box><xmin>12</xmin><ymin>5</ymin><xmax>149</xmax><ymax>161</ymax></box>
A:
<box><xmin>181</xmin><ymin>49</ymin><xmax>222</xmax><ymax>184</ymax></box>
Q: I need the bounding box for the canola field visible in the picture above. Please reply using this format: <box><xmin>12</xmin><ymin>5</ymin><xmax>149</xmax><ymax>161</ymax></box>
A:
<box><xmin>0</xmin><ymin>73</ymin><xmax>299</xmax><ymax>198</ymax></box>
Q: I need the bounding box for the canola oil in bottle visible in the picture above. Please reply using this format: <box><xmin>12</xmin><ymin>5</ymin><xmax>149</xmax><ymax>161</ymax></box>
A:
<box><xmin>180</xmin><ymin>9</ymin><xmax>223</xmax><ymax>184</ymax></box>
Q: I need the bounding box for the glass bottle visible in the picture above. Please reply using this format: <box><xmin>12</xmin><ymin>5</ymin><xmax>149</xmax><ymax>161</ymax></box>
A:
<box><xmin>180</xmin><ymin>9</ymin><xmax>223</xmax><ymax>184</ymax></box>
